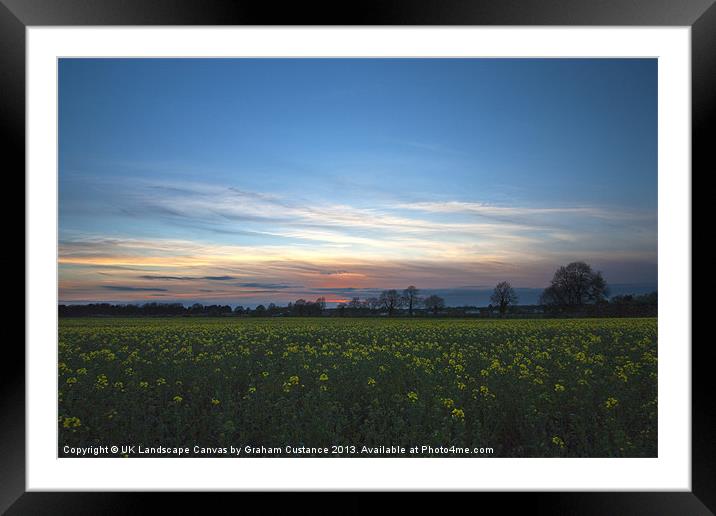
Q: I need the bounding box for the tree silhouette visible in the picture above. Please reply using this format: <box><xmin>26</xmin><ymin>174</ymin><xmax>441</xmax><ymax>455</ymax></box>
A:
<box><xmin>403</xmin><ymin>286</ymin><xmax>420</xmax><ymax>316</ymax></box>
<box><xmin>379</xmin><ymin>289</ymin><xmax>403</xmax><ymax>316</ymax></box>
<box><xmin>365</xmin><ymin>297</ymin><xmax>380</xmax><ymax>311</ymax></box>
<box><xmin>540</xmin><ymin>261</ymin><xmax>608</xmax><ymax>307</ymax></box>
<box><xmin>491</xmin><ymin>281</ymin><xmax>518</xmax><ymax>317</ymax></box>
<box><xmin>348</xmin><ymin>297</ymin><xmax>362</xmax><ymax>309</ymax></box>
<box><xmin>423</xmin><ymin>294</ymin><xmax>445</xmax><ymax>315</ymax></box>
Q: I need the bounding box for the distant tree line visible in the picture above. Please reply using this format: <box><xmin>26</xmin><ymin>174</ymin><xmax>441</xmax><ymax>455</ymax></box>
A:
<box><xmin>58</xmin><ymin>302</ymin><xmax>234</xmax><ymax>318</ymax></box>
<box><xmin>59</xmin><ymin>262</ymin><xmax>657</xmax><ymax>318</ymax></box>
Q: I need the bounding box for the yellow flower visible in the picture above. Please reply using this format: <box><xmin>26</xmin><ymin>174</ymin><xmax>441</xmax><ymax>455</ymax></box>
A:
<box><xmin>95</xmin><ymin>374</ymin><xmax>109</xmax><ymax>390</ymax></box>
<box><xmin>554</xmin><ymin>383</ymin><xmax>565</xmax><ymax>392</ymax></box>
<box><xmin>211</xmin><ymin>398</ymin><xmax>220</xmax><ymax>405</ymax></box>
<box><xmin>407</xmin><ymin>391</ymin><xmax>418</xmax><ymax>403</ymax></box>
<box><xmin>605</xmin><ymin>397</ymin><xmax>619</xmax><ymax>409</ymax></box>
<box><xmin>319</xmin><ymin>373</ymin><xmax>329</xmax><ymax>381</ymax></box>
<box><xmin>62</xmin><ymin>416</ymin><xmax>81</xmax><ymax>428</ymax></box>
<box><xmin>451</xmin><ymin>408</ymin><xmax>465</xmax><ymax>420</ymax></box>
<box><xmin>552</xmin><ymin>436</ymin><xmax>565</xmax><ymax>448</ymax></box>
<box><xmin>367</xmin><ymin>377</ymin><xmax>376</xmax><ymax>386</ymax></box>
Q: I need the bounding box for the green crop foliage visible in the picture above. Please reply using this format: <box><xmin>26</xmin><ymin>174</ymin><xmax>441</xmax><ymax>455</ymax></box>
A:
<box><xmin>58</xmin><ymin>317</ymin><xmax>657</xmax><ymax>457</ymax></box>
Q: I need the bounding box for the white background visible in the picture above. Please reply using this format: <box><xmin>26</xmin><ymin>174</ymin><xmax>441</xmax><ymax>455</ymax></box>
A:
<box><xmin>27</xmin><ymin>27</ymin><xmax>691</xmax><ymax>491</ymax></box>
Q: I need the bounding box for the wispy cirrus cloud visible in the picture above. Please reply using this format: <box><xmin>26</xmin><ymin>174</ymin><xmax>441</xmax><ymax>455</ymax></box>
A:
<box><xmin>234</xmin><ymin>282</ymin><xmax>301</xmax><ymax>289</ymax></box>
<box><xmin>62</xmin><ymin>178</ymin><xmax>656</xmax><ymax>260</ymax></box>
<box><xmin>58</xmin><ymin>178</ymin><xmax>656</xmax><ymax>304</ymax></box>
<box><xmin>101</xmin><ymin>285</ymin><xmax>168</xmax><ymax>292</ymax></box>
<box><xmin>138</xmin><ymin>275</ymin><xmax>236</xmax><ymax>281</ymax></box>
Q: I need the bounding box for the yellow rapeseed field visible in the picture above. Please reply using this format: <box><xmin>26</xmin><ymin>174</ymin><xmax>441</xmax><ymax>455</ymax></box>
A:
<box><xmin>58</xmin><ymin>317</ymin><xmax>657</xmax><ymax>457</ymax></box>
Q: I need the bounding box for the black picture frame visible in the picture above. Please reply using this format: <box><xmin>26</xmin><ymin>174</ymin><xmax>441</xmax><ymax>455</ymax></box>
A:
<box><xmin>4</xmin><ymin>0</ymin><xmax>711</xmax><ymax>512</ymax></box>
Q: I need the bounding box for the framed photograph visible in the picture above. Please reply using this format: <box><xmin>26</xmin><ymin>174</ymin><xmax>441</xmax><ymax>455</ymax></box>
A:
<box><xmin>6</xmin><ymin>0</ymin><xmax>711</xmax><ymax>511</ymax></box>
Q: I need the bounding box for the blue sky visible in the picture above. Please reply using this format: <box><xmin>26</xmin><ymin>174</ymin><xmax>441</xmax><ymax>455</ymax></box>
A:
<box><xmin>59</xmin><ymin>58</ymin><xmax>657</xmax><ymax>306</ymax></box>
